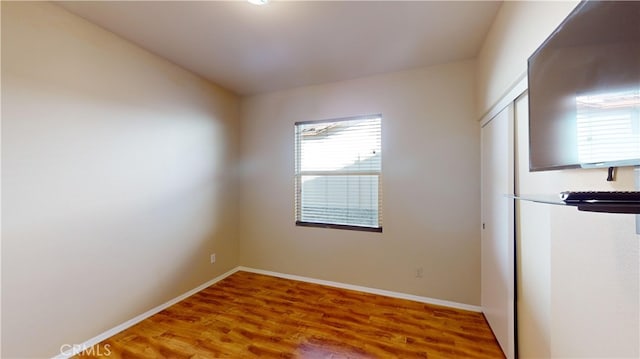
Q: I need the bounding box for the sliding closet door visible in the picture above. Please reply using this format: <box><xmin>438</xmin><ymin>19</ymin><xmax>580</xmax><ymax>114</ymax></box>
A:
<box><xmin>481</xmin><ymin>104</ymin><xmax>515</xmax><ymax>359</ymax></box>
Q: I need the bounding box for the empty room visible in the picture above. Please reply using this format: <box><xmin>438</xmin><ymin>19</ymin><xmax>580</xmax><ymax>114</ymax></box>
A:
<box><xmin>2</xmin><ymin>1</ymin><xmax>639</xmax><ymax>358</ymax></box>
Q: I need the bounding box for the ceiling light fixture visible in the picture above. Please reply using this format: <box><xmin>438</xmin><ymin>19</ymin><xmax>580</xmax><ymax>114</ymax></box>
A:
<box><xmin>248</xmin><ymin>0</ymin><xmax>269</xmax><ymax>5</ymax></box>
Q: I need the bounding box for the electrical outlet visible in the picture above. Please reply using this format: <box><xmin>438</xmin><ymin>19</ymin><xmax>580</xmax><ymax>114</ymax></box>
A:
<box><xmin>210</xmin><ymin>253</ymin><xmax>216</xmax><ymax>264</ymax></box>
<box><xmin>416</xmin><ymin>267</ymin><xmax>424</xmax><ymax>278</ymax></box>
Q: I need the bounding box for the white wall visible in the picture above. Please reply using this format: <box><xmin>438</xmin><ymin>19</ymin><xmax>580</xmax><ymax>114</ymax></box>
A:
<box><xmin>476</xmin><ymin>0</ymin><xmax>579</xmax><ymax>118</ymax></box>
<box><xmin>479</xmin><ymin>1</ymin><xmax>640</xmax><ymax>357</ymax></box>
<box><xmin>515</xmin><ymin>94</ymin><xmax>639</xmax><ymax>358</ymax></box>
<box><xmin>1</xmin><ymin>2</ymin><xmax>240</xmax><ymax>358</ymax></box>
<box><xmin>238</xmin><ymin>61</ymin><xmax>481</xmax><ymax>306</ymax></box>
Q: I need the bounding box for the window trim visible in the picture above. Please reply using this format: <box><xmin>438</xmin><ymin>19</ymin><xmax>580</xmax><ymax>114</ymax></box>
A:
<box><xmin>294</xmin><ymin>114</ymin><xmax>383</xmax><ymax>232</ymax></box>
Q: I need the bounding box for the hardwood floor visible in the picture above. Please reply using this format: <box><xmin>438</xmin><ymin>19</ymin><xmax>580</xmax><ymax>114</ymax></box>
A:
<box><xmin>76</xmin><ymin>271</ymin><xmax>504</xmax><ymax>358</ymax></box>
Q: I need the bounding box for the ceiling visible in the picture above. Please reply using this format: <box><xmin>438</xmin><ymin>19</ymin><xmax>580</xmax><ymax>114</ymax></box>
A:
<box><xmin>57</xmin><ymin>1</ymin><xmax>502</xmax><ymax>96</ymax></box>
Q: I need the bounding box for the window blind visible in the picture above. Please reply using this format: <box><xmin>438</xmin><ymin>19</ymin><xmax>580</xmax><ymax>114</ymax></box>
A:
<box><xmin>295</xmin><ymin>115</ymin><xmax>382</xmax><ymax>231</ymax></box>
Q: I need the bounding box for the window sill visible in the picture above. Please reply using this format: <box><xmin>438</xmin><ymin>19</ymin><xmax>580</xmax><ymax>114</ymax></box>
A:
<box><xmin>295</xmin><ymin>221</ymin><xmax>382</xmax><ymax>233</ymax></box>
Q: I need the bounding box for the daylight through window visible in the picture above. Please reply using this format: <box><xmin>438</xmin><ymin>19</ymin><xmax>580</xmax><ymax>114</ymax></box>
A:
<box><xmin>294</xmin><ymin>115</ymin><xmax>382</xmax><ymax>232</ymax></box>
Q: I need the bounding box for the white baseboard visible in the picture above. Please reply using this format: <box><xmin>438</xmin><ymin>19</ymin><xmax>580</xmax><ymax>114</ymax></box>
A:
<box><xmin>237</xmin><ymin>266</ymin><xmax>482</xmax><ymax>312</ymax></box>
<box><xmin>52</xmin><ymin>267</ymin><xmax>240</xmax><ymax>359</ymax></box>
<box><xmin>53</xmin><ymin>265</ymin><xmax>481</xmax><ymax>358</ymax></box>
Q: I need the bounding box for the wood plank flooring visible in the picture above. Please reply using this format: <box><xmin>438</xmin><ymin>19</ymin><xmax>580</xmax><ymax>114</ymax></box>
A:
<box><xmin>76</xmin><ymin>271</ymin><xmax>504</xmax><ymax>358</ymax></box>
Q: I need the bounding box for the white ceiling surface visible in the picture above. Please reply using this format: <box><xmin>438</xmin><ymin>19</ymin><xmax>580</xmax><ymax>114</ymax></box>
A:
<box><xmin>58</xmin><ymin>1</ymin><xmax>502</xmax><ymax>96</ymax></box>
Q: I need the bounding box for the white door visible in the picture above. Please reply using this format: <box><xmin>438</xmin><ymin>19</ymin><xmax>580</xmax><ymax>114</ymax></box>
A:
<box><xmin>481</xmin><ymin>104</ymin><xmax>515</xmax><ymax>358</ymax></box>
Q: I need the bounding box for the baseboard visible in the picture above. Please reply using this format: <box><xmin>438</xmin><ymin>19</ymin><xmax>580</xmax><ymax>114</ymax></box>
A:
<box><xmin>53</xmin><ymin>265</ymin><xmax>480</xmax><ymax>358</ymax></box>
<box><xmin>52</xmin><ymin>267</ymin><xmax>240</xmax><ymax>359</ymax></box>
<box><xmin>237</xmin><ymin>266</ymin><xmax>482</xmax><ymax>312</ymax></box>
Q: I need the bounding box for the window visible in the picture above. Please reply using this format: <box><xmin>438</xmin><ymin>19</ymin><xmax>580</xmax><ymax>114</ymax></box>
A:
<box><xmin>294</xmin><ymin>115</ymin><xmax>382</xmax><ymax>232</ymax></box>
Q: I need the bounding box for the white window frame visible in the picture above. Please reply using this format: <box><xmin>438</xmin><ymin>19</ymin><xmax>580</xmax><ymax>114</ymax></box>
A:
<box><xmin>294</xmin><ymin>115</ymin><xmax>382</xmax><ymax>232</ymax></box>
